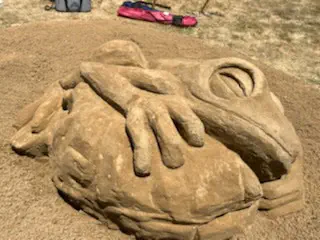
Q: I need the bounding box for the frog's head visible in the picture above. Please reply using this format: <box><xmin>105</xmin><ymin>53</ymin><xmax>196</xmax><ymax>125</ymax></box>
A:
<box><xmin>155</xmin><ymin>57</ymin><xmax>302</xmax><ymax>182</ymax></box>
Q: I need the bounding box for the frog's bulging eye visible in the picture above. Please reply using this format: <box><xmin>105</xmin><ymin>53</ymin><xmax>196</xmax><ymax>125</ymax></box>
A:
<box><xmin>210</xmin><ymin>66</ymin><xmax>254</xmax><ymax>99</ymax></box>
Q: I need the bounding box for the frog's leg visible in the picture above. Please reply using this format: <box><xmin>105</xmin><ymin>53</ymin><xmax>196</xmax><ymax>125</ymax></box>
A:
<box><xmin>11</xmin><ymin>81</ymin><xmax>67</xmax><ymax>156</ymax></box>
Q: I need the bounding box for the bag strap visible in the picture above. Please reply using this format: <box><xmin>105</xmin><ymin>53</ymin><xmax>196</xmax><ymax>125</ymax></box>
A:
<box><xmin>64</xmin><ymin>0</ymin><xmax>69</xmax><ymax>11</ymax></box>
<box><xmin>135</xmin><ymin>1</ymin><xmax>171</xmax><ymax>10</ymax></box>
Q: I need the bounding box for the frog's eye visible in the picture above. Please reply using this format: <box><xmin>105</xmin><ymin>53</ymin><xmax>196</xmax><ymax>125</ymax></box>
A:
<box><xmin>209</xmin><ymin>66</ymin><xmax>254</xmax><ymax>99</ymax></box>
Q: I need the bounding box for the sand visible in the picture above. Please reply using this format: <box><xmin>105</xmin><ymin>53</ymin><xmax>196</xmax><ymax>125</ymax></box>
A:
<box><xmin>0</xmin><ymin>19</ymin><xmax>319</xmax><ymax>240</ymax></box>
<box><xmin>1</xmin><ymin>0</ymin><xmax>319</xmax><ymax>86</ymax></box>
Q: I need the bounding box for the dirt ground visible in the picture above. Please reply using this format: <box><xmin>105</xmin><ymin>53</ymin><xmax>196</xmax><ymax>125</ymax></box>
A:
<box><xmin>0</xmin><ymin>1</ymin><xmax>319</xmax><ymax>240</ymax></box>
<box><xmin>0</xmin><ymin>0</ymin><xmax>319</xmax><ymax>85</ymax></box>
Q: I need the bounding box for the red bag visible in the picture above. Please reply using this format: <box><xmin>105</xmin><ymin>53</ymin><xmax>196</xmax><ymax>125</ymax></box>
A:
<box><xmin>117</xmin><ymin>2</ymin><xmax>197</xmax><ymax>27</ymax></box>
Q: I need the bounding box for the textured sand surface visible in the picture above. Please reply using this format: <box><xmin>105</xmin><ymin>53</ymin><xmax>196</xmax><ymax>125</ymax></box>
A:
<box><xmin>0</xmin><ymin>19</ymin><xmax>319</xmax><ymax>240</ymax></box>
<box><xmin>1</xmin><ymin>0</ymin><xmax>319</xmax><ymax>85</ymax></box>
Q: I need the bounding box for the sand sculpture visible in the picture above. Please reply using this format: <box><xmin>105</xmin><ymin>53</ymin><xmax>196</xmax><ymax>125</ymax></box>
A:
<box><xmin>11</xmin><ymin>40</ymin><xmax>304</xmax><ymax>240</ymax></box>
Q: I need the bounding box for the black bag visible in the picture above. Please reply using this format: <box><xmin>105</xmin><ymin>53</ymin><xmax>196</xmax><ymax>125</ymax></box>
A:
<box><xmin>45</xmin><ymin>0</ymin><xmax>91</xmax><ymax>12</ymax></box>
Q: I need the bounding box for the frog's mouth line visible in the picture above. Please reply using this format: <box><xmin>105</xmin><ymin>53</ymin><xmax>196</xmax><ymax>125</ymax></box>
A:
<box><xmin>191</xmin><ymin>94</ymin><xmax>296</xmax><ymax>181</ymax></box>
<box><xmin>195</xmin><ymin>93</ymin><xmax>292</xmax><ymax>154</ymax></box>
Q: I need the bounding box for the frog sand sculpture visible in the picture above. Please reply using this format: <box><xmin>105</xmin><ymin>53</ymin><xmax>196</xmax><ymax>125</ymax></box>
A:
<box><xmin>11</xmin><ymin>40</ymin><xmax>304</xmax><ymax>240</ymax></box>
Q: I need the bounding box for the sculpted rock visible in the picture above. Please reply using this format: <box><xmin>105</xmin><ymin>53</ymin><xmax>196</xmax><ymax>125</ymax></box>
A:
<box><xmin>11</xmin><ymin>40</ymin><xmax>303</xmax><ymax>239</ymax></box>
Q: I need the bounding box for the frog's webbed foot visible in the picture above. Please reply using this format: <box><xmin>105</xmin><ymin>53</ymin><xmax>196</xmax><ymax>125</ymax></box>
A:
<box><xmin>126</xmin><ymin>94</ymin><xmax>205</xmax><ymax>176</ymax></box>
<box><xmin>11</xmin><ymin>82</ymin><xmax>67</xmax><ymax>156</ymax></box>
<box><xmin>79</xmin><ymin>61</ymin><xmax>205</xmax><ymax>177</ymax></box>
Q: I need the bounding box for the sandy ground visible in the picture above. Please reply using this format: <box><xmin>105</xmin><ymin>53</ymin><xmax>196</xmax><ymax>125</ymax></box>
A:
<box><xmin>0</xmin><ymin>19</ymin><xmax>319</xmax><ymax>240</ymax></box>
<box><xmin>0</xmin><ymin>1</ymin><xmax>319</xmax><ymax>240</ymax></box>
<box><xmin>0</xmin><ymin>0</ymin><xmax>319</xmax><ymax>86</ymax></box>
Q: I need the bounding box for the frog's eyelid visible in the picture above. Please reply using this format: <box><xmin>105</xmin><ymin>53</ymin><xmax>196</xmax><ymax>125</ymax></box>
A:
<box><xmin>218</xmin><ymin>71</ymin><xmax>248</xmax><ymax>97</ymax></box>
<box><xmin>210</xmin><ymin>67</ymin><xmax>255</xmax><ymax>99</ymax></box>
<box><xmin>204</xmin><ymin>58</ymin><xmax>267</xmax><ymax>101</ymax></box>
